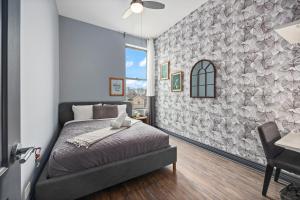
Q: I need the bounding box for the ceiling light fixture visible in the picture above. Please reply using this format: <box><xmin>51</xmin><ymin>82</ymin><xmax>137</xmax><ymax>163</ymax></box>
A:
<box><xmin>130</xmin><ymin>0</ymin><xmax>143</xmax><ymax>13</ymax></box>
<box><xmin>122</xmin><ymin>0</ymin><xmax>165</xmax><ymax>19</ymax></box>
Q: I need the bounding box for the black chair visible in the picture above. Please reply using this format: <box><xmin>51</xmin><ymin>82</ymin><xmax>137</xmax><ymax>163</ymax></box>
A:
<box><xmin>258</xmin><ymin>122</ymin><xmax>300</xmax><ymax>196</ymax></box>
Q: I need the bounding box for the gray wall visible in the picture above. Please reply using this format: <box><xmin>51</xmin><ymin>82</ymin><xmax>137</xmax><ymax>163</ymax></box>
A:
<box><xmin>154</xmin><ymin>0</ymin><xmax>300</xmax><ymax>165</ymax></box>
<box><xmin>20</xmin><ymin>0</ymin><xmax>59</xmax><ymax>199</ymax></box>
<box><xmin>60</xmin><ymin>16</ymin><xmax>128</xmax><ymax>102</ymax></box>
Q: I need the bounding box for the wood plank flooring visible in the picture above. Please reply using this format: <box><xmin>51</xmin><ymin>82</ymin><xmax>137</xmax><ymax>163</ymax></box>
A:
<box><xmin>80</xmin><ymin>136</ymin><xmax>285</xmax><ymax>200</ymax></box>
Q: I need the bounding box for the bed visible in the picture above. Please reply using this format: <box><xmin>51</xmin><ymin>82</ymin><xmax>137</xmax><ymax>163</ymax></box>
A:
<box><xmin>35</xmin><ymin>101</ymin><xmax>177</xmax><ymax>200</ymax></box>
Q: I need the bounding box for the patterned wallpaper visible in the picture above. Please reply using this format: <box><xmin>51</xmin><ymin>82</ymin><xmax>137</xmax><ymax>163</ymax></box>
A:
<box><xmin>154</xmin><ymin>0</ymin><xmax>300</xmax><ymax>164</ymax></box>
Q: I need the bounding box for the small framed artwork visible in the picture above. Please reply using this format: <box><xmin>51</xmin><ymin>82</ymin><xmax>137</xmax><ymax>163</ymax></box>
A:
<box><xmin>109</xmin><ymin>77</ymin><xmax>124</xmax><ymax>96</ymax></box>
<box><xmin>160</xmin><ymin>61</ymin><xmax>170</xmax><ymax>80</ymax></box>
<box><xmin>171</xmin><ymin>71</ymin><xmax>184</xmax><ymax>92</ymax></box>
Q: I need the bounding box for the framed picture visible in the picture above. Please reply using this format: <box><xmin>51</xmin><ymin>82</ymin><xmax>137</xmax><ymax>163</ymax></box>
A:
<box><xmin>109</xmin><ymin>77</ymin><xmax>124</xmax><ymax>96</ymax></box>
<box><xmin>171</xmin><ymin>71</ymin><xmax>183</xmax><ymax>92</ymax></box>
<box><xmin>160</xmin><ymin>61</ymin><xmax>170</xmax><ymax>80</ymax></box>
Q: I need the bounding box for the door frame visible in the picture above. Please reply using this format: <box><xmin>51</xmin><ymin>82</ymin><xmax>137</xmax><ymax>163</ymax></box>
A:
<box><xmin>0</xmin><ymin>0</ymin><xmax>21</xmax><ymax>199</ymax></box>
<box><xmin>0</xmin><ymin>0</ymin><xmax>9</xmax><ymax>174</ymax></box>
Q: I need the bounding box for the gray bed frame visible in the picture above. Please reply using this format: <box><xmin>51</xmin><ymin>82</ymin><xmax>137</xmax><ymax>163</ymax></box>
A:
<box><xmin>35</xmin><ymin>101</ymin><xmax>177</xmax><ymax>200</ymax></box>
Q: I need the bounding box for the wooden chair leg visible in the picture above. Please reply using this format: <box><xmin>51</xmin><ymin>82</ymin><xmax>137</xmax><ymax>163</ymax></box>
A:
<box><xmin>274</xmin><ymin>168</ymin><xmax>281</xmax><ymax>182</ymax></box>
<box><xmin>173</xmin><ymin>162</ymin><xmax>176</xmax><ymax>173</ymax></box>
<box><xmin>262</xmin><ymin>164</ymin><xmax>273</xmax><ymax>196</ymax></box>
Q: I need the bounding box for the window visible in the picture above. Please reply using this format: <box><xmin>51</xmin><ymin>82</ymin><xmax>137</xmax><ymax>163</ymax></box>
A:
<box><xmin>190</xmin><ymin>60</ymin><xmax>216</xmax><ymax>98</ymax></box>
<box><xmin>125</xmin><ymin>46</ymin><xmax>147</xmax><ymax>110</ymax></box>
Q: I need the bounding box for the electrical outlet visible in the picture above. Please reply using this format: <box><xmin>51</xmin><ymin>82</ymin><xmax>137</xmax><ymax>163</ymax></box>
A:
<box><xmin>24</xmin><ymin>182</ymin><xmax>31</xmax><ymax>200</ymax></box>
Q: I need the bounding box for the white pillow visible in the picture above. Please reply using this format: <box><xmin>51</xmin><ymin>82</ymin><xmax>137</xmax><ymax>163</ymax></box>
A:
<box><xmin>72</xmin><ymin>105</ymin><xmax>93</xmax><ymax>120</ymax></box>
<box><xmin>117</xmin><ymin>104</ymin><xmax>127</xmax><ymax>116</ymax></box>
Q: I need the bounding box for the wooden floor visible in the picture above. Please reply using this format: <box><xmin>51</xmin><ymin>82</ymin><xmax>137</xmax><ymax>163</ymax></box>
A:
<box><xmin>80</xmin><ymin>136</ymin><xmax>285</xmax><ymax>200</ymax></box>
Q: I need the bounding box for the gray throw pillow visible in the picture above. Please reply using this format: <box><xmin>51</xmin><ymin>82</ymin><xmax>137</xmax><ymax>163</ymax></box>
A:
<box><xmin>93</xmin><ymin>105</ymin><xmax>118</xmax><ymax>119</ymax></box>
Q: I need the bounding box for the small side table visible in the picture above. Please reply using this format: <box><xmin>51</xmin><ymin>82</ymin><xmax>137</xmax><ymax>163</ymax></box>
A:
<box><xmin>133</xmin><ymin>116</ymin><xmax>149</xmax><ymax>124</ymax></box>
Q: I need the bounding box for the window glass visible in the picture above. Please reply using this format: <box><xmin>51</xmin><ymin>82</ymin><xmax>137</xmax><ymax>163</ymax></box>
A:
<box><xmin>126</xmin><ymin>47</ymin><xmax>147</xmax><ymax>79</ymax></box>
<box><xmin>126</xmin><ymin>80</ymin><xmax>147</xmax><ymax>109</ymax></box>
<box><xmin>125</xmin><ymin>47</ymin><xmax>147</xmax><ymax>110</ymax></box>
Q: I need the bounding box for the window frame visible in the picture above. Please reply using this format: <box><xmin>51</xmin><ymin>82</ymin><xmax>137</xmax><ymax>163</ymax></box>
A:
<box><xmin>125</xmin><ymin>45</ymin><xmax>148</xmax><ymax>109</ymax></box>
<box><xmin>190</xmin><ymin>59</ymin><xmax>216</xmax><ymax>98</ymax></box>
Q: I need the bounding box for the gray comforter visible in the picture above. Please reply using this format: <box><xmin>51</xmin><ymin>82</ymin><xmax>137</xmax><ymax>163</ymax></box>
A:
<box><xmin>48</xmin><ymin>119</ymin><xmax>169</xmax><ymax>177</ymax></box>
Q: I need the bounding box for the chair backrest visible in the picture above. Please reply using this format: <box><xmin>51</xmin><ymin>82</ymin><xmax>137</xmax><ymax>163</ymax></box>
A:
<box><xmin>258</xmin><ymin>121</ymin><xmax>284</xmax><ymax>160</ymax></box>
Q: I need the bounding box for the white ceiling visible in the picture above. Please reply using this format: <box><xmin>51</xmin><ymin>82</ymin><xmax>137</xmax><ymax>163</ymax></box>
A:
<box><xmin>56</xmin><ymin>0</ymin><xmax>208</xmax><ymax>38</ymax></box>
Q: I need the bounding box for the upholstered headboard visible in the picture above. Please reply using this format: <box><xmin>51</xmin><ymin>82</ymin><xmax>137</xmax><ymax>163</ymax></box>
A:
<box><xmin>58</xmin><ymin>101</ymin><xmax>132</xmax><ymax>127</ymax></box>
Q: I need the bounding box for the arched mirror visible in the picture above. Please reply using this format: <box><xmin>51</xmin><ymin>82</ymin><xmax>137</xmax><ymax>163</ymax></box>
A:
<box><xmin>190</xmin><ymin>60</ymin><xmax>216</xmax><ymax>98</ymax></box>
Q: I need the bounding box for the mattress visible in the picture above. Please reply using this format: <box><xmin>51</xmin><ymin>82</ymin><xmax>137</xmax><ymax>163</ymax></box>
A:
<box><xmin>48</xmin><ymin>119</ymin><xmax>169</xmax><ymax>177</ymax></box>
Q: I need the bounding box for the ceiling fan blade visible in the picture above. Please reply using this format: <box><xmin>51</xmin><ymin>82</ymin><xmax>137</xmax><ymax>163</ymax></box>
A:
<box><xmin>143</xmin><ymin>1</ymin><xmax>165</xmax><ymax>9</ymax></box>
<box><xmin>122</xmin><ymin>8</ymin><xmax>133</xmax><ymax>19</ymax></box>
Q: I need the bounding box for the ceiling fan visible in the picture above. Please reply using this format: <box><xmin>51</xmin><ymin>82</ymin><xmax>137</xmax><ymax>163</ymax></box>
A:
<box><xmin>122</xmin><ymin>0</ymin><xmax>165</xmax><ymax>19</ymax></box>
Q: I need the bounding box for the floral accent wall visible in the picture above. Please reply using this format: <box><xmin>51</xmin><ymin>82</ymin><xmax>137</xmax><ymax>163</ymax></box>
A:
<box><xmin>154</xmin><ymin>0</ymin><xmax>300</xmax><ymax>164</ymax></box>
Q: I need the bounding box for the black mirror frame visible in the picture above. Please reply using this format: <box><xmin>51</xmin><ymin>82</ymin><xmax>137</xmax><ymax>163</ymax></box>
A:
<box><xmin>190</xmin><ymin>59</ymin><xmax>216</xmax><ymax>98</ymax></box>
